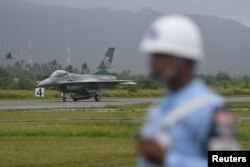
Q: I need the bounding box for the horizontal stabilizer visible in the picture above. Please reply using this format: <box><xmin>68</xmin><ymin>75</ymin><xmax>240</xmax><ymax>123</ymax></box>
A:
<box><xmin>120</xmin><ymin>81</ymin><xmax>137</xmax><ymax>85</ymax></box>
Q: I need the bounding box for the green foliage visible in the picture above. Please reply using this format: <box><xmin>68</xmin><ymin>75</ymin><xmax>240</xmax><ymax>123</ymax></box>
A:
<box><xmin>0</xmin><ymin>78</ymin><xmax>11</xmax><ymax>88</ymax></box>
<box><xmin>18</xmin><ymin>75</ymin><xmax>35</xmax><ymax>90</ymax></box>
<box><xmin>0</xmin><ymin>76</ymin><xmax>35</xmax><ymax>90</ymax></box>
<box><xmin>81</xmin><ymin>62</ymin><xmax>90</xmax><ymax>74</ymax></box>
<box><xmin>0</xmin><ymin>90</ymin><xmax>61</xmax><ymax>99</ymax></box>
<box><xmin>6</xmin><ymin>80</ymin><xmax>18</xmax><ymax>89</ymax></box>
<box><xmin>198</xmin><ymin>71</ymin><xmax>233</xmax><ymax>87</ymax></box>
<box><xmin>138</xmin><ymin>79</ymin><xmax>162</xmax><ymax>89</ymax></box>
<box><xmin>4</xmin><ymin>52</ymin><xmax>13</xmax><ymax>60</ymax></box>
<box><xmin>104</xmin><ymin>89</ymin><xmax>165</xmax><ymax>98</ymax></box>
<box><xmin>213</xmin><ymin>86</ymin><xmax>250</xmax><ymax>96</ymax></box>
<box><xmin>65</xmin><ymin>65</ymin><xmax>78</xmax><ymax>73</ymax></box>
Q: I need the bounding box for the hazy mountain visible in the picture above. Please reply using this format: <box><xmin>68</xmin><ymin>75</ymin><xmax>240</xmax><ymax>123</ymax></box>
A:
<box><xmin>0</xmin><ymin>0</ymin><xmax>250</xmax><ymax>76</ymax></box>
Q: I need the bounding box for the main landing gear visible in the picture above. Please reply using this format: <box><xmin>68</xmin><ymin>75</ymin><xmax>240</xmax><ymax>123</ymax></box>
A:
<box><xmin>62</xmin><ymin>90</ymin><xmax>103</xmax><ymax>102</ymax></box>
<box><xmin>94</xmin><ymin>90</ymin><xmax>103</xmax><ymax>102</ymax></box>
<box><xmin>94</xmin><ymin>94</ymin><xmax>101</xmax><ymax>102</ymax></box>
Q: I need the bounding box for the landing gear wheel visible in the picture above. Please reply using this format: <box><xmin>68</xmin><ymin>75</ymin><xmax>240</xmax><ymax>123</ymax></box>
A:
<box><xmin>94</xmin><ymin>95</ymin><xmax>101</xmax><ymax>102</ymax></box>
<box><xmin>62</xmin><ymin>92</ymin><xmax>67</xmax><ymax>102</ymax></box>
<box><xmin>73</xmin><ymin>98</ymin><xmax>78</xmax><ymax>102</ymax></box>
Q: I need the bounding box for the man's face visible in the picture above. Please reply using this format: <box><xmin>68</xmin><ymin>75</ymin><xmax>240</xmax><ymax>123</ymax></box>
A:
<box><xmin>149</xmin><ymin>53</ymin><xmax>177</xmax><ymax>82</ymax></box>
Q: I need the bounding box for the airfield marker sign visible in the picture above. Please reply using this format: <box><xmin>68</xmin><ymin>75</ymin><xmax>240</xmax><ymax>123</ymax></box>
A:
<box><xmin>35</xmin><ymin>88</ymin><xmax>44</xmax><ymax>97</ymax></box>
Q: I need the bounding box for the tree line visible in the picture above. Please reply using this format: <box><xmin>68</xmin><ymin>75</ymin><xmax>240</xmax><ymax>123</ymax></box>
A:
<box><xmin>0</xmin><ymin>54</ymin><xmax>249</xmax><ymax>90</ymax></box>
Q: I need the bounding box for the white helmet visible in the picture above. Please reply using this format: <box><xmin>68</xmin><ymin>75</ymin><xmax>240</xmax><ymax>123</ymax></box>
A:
<box><xmin>140</xmin><ymin>14</ymin><xmax>204</xmax><ymax>61</ymax></box>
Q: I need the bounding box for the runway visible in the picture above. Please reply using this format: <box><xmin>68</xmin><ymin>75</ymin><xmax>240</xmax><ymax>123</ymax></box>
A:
<box><xmin>0</xmin><ymin>96</ymin><xmax>249</xmax><ymax>111</ymax></box>
<box><xmin>226</xmin><ymin>96</ymin><xmax>250</xmax><ymax>103</ymax></box>
<box><xmin>0</xmin><ymin>98</ymin><xmax>157</xmax><ymax>111</ymax></box>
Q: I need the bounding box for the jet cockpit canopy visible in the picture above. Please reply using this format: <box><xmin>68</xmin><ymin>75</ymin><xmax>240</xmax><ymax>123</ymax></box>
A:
<box><xmin>50</xmin><ymin>70</ymin><xmax>69</xmax><ymax>78</ymax></box>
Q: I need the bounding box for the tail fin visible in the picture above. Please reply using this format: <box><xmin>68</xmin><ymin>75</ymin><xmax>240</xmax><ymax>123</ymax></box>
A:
<box><xmin>96</xmin><ymin>48</ymin><xmax>115</xmax><ymax>69</ymax></box>
<box><xmin>92</xmin><ymin>48</ymin><xmax>116</xmax><ymax>75</ymax></box>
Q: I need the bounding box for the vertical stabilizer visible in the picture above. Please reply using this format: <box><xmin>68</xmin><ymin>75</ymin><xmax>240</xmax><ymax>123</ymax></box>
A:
<box><xmin>92</xmin><ymin>48</ymin><xmax>116</xmax><ymax>75</ymax></box>
<box><xmin>96</xmin><ymin>48</ymin><xmax>115</xmax><ymax>69</ymax></box>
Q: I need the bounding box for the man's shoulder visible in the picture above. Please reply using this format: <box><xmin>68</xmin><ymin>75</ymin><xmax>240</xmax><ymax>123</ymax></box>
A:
<box><xmin>204</xmin><ymin>85</ymin><xmax>225</xmax><ymax>107</ymax></box>
<box><xmin>185</xmin><ymin>80</ymin><xmax>226</xmax><ymax>119</ymax></box>
<box><xmin>195</xmin><ymin>79</ymin><xmax>225</xmax><ymax>106</ymax></box>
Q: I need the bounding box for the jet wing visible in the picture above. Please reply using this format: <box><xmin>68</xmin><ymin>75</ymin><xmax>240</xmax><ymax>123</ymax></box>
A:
<box><xmin>56</xmin><ymin>80</ymin><xmax>136</xmax><ymax>89</ymax></box>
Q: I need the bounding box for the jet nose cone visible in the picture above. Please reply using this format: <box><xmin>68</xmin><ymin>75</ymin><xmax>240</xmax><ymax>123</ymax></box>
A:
<box><xmin>38</xmin><ymin>78</ymin><xmax>51</xmax><ymax>87</ymax></box>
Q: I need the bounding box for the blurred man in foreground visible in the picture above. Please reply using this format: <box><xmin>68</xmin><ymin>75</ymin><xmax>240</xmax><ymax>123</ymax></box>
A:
<box><xmin>136</xmin><ymin>15</ymin><xmax>239</xmax><ymax>167</ymax></box>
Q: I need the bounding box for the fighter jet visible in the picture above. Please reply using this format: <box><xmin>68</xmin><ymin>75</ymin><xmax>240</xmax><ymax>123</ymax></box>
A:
<box><xmin>37</xmin><ymin>48</ymin><xmax>135</xmax><ymax>102</ymax></box>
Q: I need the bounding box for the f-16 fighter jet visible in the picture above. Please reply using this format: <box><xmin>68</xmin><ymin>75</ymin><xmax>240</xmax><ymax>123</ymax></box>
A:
<box><xmin>37</xmin><ymin>48</ymin><xmax>135</xmax><ymax>102</ymax></box>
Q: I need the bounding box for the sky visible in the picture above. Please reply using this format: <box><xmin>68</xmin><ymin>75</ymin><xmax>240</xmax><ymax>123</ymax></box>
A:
<box><xmin>26</xmin><ymin>0</ymin><xmax>250</xmax><ymax>27</ymax></box>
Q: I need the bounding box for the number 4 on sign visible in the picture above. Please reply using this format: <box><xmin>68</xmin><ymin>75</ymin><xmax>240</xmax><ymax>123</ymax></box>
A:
<box><xmin>35</xmin><ymin>88</ymin><xmax>45</xmax><ymax>97</ymax></box>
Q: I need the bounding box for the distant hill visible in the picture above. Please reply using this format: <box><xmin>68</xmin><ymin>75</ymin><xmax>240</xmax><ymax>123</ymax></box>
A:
<box><xmin>0</xmin><ymin>0</ymin><xmax>250</xmax><ymax>76</ymax></box>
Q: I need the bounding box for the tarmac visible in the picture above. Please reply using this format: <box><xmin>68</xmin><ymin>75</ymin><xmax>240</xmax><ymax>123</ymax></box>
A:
<box><xmin>0</xmin><ymin>96</ymin><xmax>249</xmax><ymax>111</ymax></box>
<box><xmin>0</xmin><ymin>98</ymin><xmax>157</xmax><ymax>111</ymax></box>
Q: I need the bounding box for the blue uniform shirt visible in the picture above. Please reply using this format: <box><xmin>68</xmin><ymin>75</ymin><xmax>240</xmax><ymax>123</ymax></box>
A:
<box><xmin>138</xmin><ymin>79</ymin><xmax>225</xmax><ymax>167</ymax></box>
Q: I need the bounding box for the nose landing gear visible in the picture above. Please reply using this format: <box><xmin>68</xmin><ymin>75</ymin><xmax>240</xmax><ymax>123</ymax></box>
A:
<box><xmin>62</xmin><ymin>92</ymin><xmax>68</xmax><ymax>102</ymax></box>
